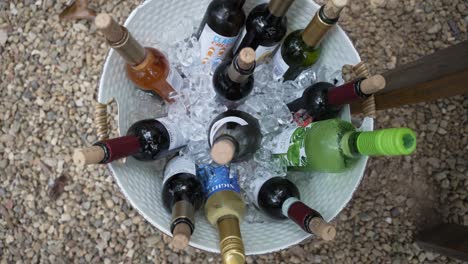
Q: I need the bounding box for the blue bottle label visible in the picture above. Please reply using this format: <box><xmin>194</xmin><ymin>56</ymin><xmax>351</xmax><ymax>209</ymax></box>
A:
<box><xmin>197</xmin><ymin>165</ymin><xmax>241</xmax><ymax>198</ymax></box>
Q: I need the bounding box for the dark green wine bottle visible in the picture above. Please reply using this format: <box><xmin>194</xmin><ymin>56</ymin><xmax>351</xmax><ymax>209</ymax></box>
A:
<box><xmin>272</xmin><ymin>0</ymin><xmax>348</xmax><ymax>81</ymax></box>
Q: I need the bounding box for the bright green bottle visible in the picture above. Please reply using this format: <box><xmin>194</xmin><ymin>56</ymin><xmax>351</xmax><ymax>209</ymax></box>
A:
<box><xmin>271</xmin><ymin>0</ymin><xmax>348</xmax><ymax>81</ymax></box>
<box><xmin>271</xmin><ymin>119</ymin><xmax>417</xmax><ymax>173</ymax></box>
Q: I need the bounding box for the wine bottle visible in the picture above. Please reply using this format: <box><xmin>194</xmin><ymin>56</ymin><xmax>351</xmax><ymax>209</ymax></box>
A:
<box><xmin>208</xmin><ymin>110</ymin><xmax>262</xmax><ymax>165</ymax></box>
<box><xmin>213</xmin><ymin>47</ymin><xmax>256</xmax><ymax>109</ymax></box>
<box><xmin>73</xmin><ymin>118</ymin><xmax>187</xmax><ymax>165</ymax></box>
<box><xmin>234</xmin><ymin>0</ymin><xmax>295</xmax><ymax>63</ymax></box>
<box><xmin>162</xmin><ymin>156</ymin><xmax>204</xmax><ymax>250</ymax></box>
<box><xmin>95</xmin><ymin>13</ymin><xmax>183</xmax><ymax>103</ymax></box>
<box><xmin>271</xmin><ymin>119</ymin><xmax>417</xmax><ymax>173</ymax></box>
<box><xmin>250</xmin><ymin>176</ymin><xmax>336</xmax><ymax>240</ymax></box>
<box><xmin>272</xmin><ymin>0</ymin><xmax>348</xmax><ymax>81</ymax></box>
<box><xmin>196</xmin><ymin>0</ymin><xmax>246</xmax><ymax>71</ymax></box>
<box><xmin>199</xmin><ymin>165</ymin><xmax>245</xmax><ymax>264</ymax></box>
<box><xmin>287</xmin><ymin>75</ymin><xmax>386</xmax><ymax>126</ymax></box>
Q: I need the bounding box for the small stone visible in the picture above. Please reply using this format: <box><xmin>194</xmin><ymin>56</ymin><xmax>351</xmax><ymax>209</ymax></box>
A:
<box><xmin>360</xmin><ymin>212</ymin><xmax>372</xmax><ymax>222</ymax></box>
<box><xmin>60</xmin><ymin>213</ymin><xmax>71</xmax><ymax>222</ymax></box>
<box><xmin>145</xmin><ymin>235</ymin><xmax>161</xmax><ymax>246</ymax></box>
<box><xmin>390</xmin><ymin>207</ymin><xmax>401</xmax><ymax>218</ymax></box>
<box><xmin>105</xmin><ymin>199</ymin><xmax>114</xmax><ymax>209</ymax></box>
<box><xmin>427</xmin><ymin>23</ymin><xmax>442</xmax><ymax>34</ymax></box>
<box><xmin>437</xmin><ymin>128</ymin><xmax>447</xmax><ymax>135</ymax></box>
<box><xmin>126</xmin><ymin>240</ymin><xmax>134</xmax><ymax>249</ymax></box>
<box><xmin>0</xmin><ymin>29</ymin><xmax>7</xmax><ymax>46</ymax></box>
<box><xmin>6</xmin><ymin>235</ymin><xmax>14</xmax><ymax>243</ymax></box>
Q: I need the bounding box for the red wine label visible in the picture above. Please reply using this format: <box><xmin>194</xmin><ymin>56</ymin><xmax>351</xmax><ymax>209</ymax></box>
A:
<box><xmin>209</xmin><ymin>116</ymin><xmax>248</xmax><ymax>145</ymax></box>
<box><xmin>200</xmin><ymin>24</ymin><xmax>240</xmax><ymax>71</ymax></box>
<box><xmin>157</xmin><ymin>117</ymin><xmax>187</xmax><ymax>151</ymax></box>
<box><xmin>163</xmin><ymin>156</ymin><xmax>196</xmax><ymax>184</ymax></box>
<box><xmin>272</xmin><ymin>46</ymin><xmax>289</xmax><ymax>80</ymax></box>
<box><xmin>166</xmin><ymin>67</ymin><xmax>183</xmax><ymax>92</ymax></box>
<box><xmin>198</xmin><ymin>165</ymin><xmax>241</xmax><ymax>198</ymax></box>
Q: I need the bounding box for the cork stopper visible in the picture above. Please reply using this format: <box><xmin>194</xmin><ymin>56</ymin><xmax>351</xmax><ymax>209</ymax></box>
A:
<box><xmin>308</xmin><ymin>218</ymin><xmax>336</xmax><ymax>241</ymax></box>
<box><xmin>360</xmin><ymin>75</ymin><xmax>386</xmax><ymax>95</ymax></box>
<box><xmin>171</xmin><ymin>222</ymin><xmax>191</xmax><ymax>250</ymax></box>
<box><xmin>323</xmin><ymin>0</ymin><xmax>348</xmax><ymax>20</ymax></box>
<box><xmin>237</xmin><ymin>48</ymin><xmax>256</xmax><ymax>70</ymax></box>
<box><xmin>73</xmin><ymin>146</ymin><xmax>106</xmax><ymax>166</ymax></box>
<box><xmin>211</xmin><ymin>139</ymin><xmax>236</xmax><ymax>165</ymax></box>
<box><xmin>95</xmin><ymin>13</ymin><xmax>125</xmax><ymax>43</ymax></box>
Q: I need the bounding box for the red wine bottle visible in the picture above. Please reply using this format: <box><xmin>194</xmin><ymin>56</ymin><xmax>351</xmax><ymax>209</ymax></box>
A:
<box><xmin>252</xmin><ymin>176</ymin><xmax>336</xmax><ymax>240</ymax></box>
<box><xmin>73</xmin><ymin>118</ymin><xmax>187</xmax><ymax>165</ymax></box>
<box><xmin>287</xmin><ymin>75</ymin><xmax>385</xmax><ymax>126</ymax></box>
<box><xmin>162</xmin><ymin>156</ymin><xmax>204</xmax><ymax>250</ymax></box>
<box><xmin>234</xmin><ymin>0</ymin><xmax>295</xmax><ymax>63</ymax></box>
<box><xmin>213</xmin><ymin>47</ymin><xmax>256</xmax><ymax>109</ymax></box>
<box><xmin>196</xmin><ymin>0</ymin><xmax>246</xmax><ymax>70</ymax></box>
<box><xmin>208</xmin><ymin>110</ymin><xmax>262</xmax><ymax>165</ymax></box>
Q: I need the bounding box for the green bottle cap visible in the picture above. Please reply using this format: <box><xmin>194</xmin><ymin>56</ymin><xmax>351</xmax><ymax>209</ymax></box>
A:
<box><xmin>356</xmin><ymin>128</ymin><xmax>417</xmax><ymax>156</ymax></box>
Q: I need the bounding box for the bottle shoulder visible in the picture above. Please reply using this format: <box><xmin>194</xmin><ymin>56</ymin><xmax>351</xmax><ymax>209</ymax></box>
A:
<box><xmin>245</xmin><ymin>4</ymin><xmax>287</xmax><ymax>43</ymax></box>
<box><xmin>205</xmin><ymin>1</ymin><xmax>246</xmax><ymax>36</ymax></box>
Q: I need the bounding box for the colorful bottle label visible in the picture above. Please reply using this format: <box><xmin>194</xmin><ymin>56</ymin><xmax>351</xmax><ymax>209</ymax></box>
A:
<box><xmin>271</xmin><ymin>125</ymin><xmax>312</xmax><ymax>167</ymax></box>
<box><xmin>163</xmin><ymin>156</ymin><xmax>196</xmax><ymax>184</ymax></box>
<box><xmin>272</xmin><ymin>46</ymin><xmax>289</xmax><ymax>80</ymax></box>
<box><xmin>199</xmin><ymin>24</ymin><xmax>239</xmax><ymax>71</ymax></box>
<box><xmin>157</xmin><ymin>117</ymin><xmax>187</xmax><ymax>151</ymax></box>
<box><xmin>167</xmin><ymin>67</ymin><xmax>183</xmax><ymax>92</ymax></box>
<box><xmin>209</xmin><ymin>116</ymin><xmax>248</xmax><ymax>145</ymax></box>
<box><xmin>197</xmin><ymin>165</ymin><xmax>241</xmax><ymax>198</ymax></box>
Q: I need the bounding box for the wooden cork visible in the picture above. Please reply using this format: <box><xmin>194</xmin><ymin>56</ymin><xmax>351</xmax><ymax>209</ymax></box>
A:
<box><xmin>237</xmin><ymin>48</ymin><xmax>256</xmax><ymax>70</ymax></box>
<box><xmin>360</xmin><ymin>74</ymin><xmax>386</xmax><ymax>95</ymax></box>
<box><xmin>73</xmin><ymin>146</ymin><xmax>105</xmax><ymax>166</ymax></box>
<box><xmin>95</xmin><ymin>13</ymin><xmax>125</xmax><ymax>43</ymax></box>
<box><xmin>171</xmin><ymin>222</ymin><xmax>191</xmax><ymax>250</ymax></box>
<box><xmin>210</xmin><ymin>139</ymin><xmax>236</xmax><ymax>165</ymax></box>
<box><xmin>323</xmin><ymin>0</ymin><xmax>349</xmax><ymax>20</ymax></box>
<box><xmin>308</xmin><ymin>218</ymin><xmax>337</xmax><ymax>241</ymax></box>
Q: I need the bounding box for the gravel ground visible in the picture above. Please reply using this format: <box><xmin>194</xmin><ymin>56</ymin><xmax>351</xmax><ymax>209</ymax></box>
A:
<box><xmin>0</xmin><ymin>0</ymin><xmax>467</xmax><ymax>263</ymax></box>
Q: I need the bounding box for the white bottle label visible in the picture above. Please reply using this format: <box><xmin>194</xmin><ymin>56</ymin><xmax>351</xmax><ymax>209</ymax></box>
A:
<box><xmin>167</xmin><ymin>67</ymin><xmax>183</xmax><ymax>92</ymax></box>
<box><xmin>270</xmin><ymin>126</ymin><xmax>297</xmax><ymax>154</ymax></box>
<box><xmin>255</xmin><ymin>44</ymin><xmax>279</xmax><ymax>62</ymax></box>
<box><xmin>199</xmin><ymin>24</ymin><xmax>240</xmax><ymax>71</ymax></box>
<box><xmin>163</xmin><ymin>156</ymin><xmax>196</xmax><ymax>184</ymax></box>
<box><xmin>272</xmin><ymin>46</ymin><xmax>290</xmax><ymax>80</ymax></box>
<box><xmin>157</xmin><ymin>117</ymin><xmax>187</xmax><ymax>150</ymax></box>
<box><xmin>250</xmin><ymin>175</ymin><xmax>276</xmax><ymax>207</ymax></box>
<box><xmin>209</xmin><ymin>116</ymin><xmax>248</xmax><ymax>145</ymax></box>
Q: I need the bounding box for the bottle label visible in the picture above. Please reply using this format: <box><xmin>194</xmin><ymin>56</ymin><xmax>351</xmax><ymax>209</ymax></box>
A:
<box><xmin>157</xmin><ymin>117</ymin><xmax>187</xmax><ymax>150</ymax></box>
<box><xmin>209</xmin><ymin>116</ymin><xmax>248</xmax><ymax>145</ymax></box>
<box><xmin>199</xmin><ymin>24</ymin><xmax>239</xmax><ymax>71</ymax></box>
<box><xmin>197</xmin><ymin>165</ymin><xmax>241</xmax><ymax>198</ymax></box>
<box><xmin>270</xmin><ymin>126</ymin><xmax>298</xmax><ymax>154</ymax></box>
<box><xmin>167</xmin><ymin>67</ymin><xmax>183</xmax><ymax>92</ymax></box>
<box><xmin>163</xmin><ymin>156</ymin><xmax>196</xmax><ymax>184</ymax></box>
<box><xmin>255</xmin><ymin>44</ymin><xmax>279</xmax><ymax>62</ymax></box>
<box><xmin>250</xmin><ymin>175</ymin><xmax>276</xmax><ymax>208</ymax></box>
<box><xmin>272</xmin><ymin>46</ymin><xmax>289</xmax><ymax>80</ymax></box>
<box><xmin>272</xmin><ymin>125</ymin><xmax>314</xmax><ymax>167</ymax></box>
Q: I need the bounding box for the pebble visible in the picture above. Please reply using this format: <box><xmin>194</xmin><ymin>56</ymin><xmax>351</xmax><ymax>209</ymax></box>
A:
<box><xmin>427</xmin><ymin>23</ymin><xmax>442</xmax><ymax>34</ymax></box>
<box><xmin>0</xmin><ymin>29</ymin><xmax>7</xmax><ymax>46</ymax></box>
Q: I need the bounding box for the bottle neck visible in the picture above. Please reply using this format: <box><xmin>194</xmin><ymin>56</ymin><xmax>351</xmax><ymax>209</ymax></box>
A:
<box><xmin>268</xmin><ymin>0</ymin><xmax>294</xmax><ymax>17</ymax></box>
<box><xmin>217</xmin><ymin>216</ymin><xmax>245</xmax><ymax>264</ymax></box>
<box><xmin>302</xmin><ymin>6</ymin><xmax>338</xmax><ymax>48</ymax></box>
<box><xmin>108</xmin><ymin>26</ymin><xmax>147</xmax><ymax>66</ymax></box>
<box><xmin>227</xmin><ymin>57</ymin><xmax>254</xmax><ymax>84</ymax></box>
<box><xmin>94</xmin><ymin>135</ymin><xmax>141</xmax><ymax>163</ymax></box>
<box><xmin>327</xmin><ymin>78</ymin><xmax>368</xmax><ymax>106</ymax></box>
<box><xmin>343</xmin><ymin>128</ymin><xmax>417</xmax><ymax>157</ymax></box>
<box><xmin>170</xmin><ymin>200</ymin><xmax>195</xmax><ymax>235</ymax></box>
<box><xmin>283</xmin><ymin>198</ymin><xmax>324</xmax><ymax>233</ymax></box>
<box><xmin>235</xmin><ymin>0</ymin><xmax>246</xmax><ymax>10</ymax></box>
